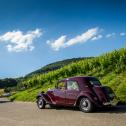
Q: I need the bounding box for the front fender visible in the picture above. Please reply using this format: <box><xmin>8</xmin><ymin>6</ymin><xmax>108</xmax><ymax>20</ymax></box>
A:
<box><xmin>36</xmin><ymin>92</ymin><xmax>52</xmax><ymax>104</ymax></box>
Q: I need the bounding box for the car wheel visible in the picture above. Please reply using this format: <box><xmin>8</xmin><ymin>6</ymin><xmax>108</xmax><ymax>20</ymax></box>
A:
<box><xmin>37</xmin><ymin>97</ymin><xmax>45</xmax><ymax>109</ymax></box>
<box><xmin>79</xmin><ymin>97</ymin><xmax>94</xmax><ymax>113</ymax></box>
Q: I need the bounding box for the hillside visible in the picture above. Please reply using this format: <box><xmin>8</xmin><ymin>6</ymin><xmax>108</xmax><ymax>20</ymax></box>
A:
<box><xmin>25</xmin><ymin>57</ymin><xmax>92</xmax><ymax>77</ymax></box>
<box><xmin>0</xmin><ymin>58</ymin><xmax>91</xmax><ymax>92</ymax></box>
<box><xmin>10</xmin><ymin>48</ymin><xmax>126</xmax><ymax>103</ymax></box>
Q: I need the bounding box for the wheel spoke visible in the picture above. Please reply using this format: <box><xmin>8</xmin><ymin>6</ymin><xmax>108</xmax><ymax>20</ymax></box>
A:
<box><xmin>37</xmin><ymin>99</ymin><xmax>44</xmax><ymax>108</ymax></box>
<box><xmin>79</xmin><ymin>98</ymin><xmax>93</xmax><ymax>112</ymax></box>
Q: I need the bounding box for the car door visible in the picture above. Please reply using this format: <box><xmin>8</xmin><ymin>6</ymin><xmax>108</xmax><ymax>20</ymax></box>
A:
<box><xmin>65</xmin><ymin>80</ymin><xmax>80</xmax><ymax>105</ymax></box>
<box><xmin>53</xmin><ymin>81</ymin><xmax>66</xmax><ymax>105</ymax></box>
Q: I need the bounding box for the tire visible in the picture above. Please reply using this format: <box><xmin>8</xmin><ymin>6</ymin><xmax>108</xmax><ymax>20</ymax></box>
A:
<box><xmin>79</xmin><ymin>97</ymin><xmax>94</xmax><ymax>113</ymax></box>
<box><xmin>37</xmin><ymin>97</ymin><xmax>46</xmax><ymax>109</ymax></box>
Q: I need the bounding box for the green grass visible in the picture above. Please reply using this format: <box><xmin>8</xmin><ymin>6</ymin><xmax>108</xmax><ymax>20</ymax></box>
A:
<box><xmin>9</xmin><ymin>48</ymin><xmax>126</xmax><ymax>103</ymax></box>
<box><xmin>9</xmin><ymin>84</ymin><xmax>55</xmax><ymax>102</ymax></box>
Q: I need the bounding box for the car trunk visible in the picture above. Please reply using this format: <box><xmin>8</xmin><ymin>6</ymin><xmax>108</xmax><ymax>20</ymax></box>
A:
<box><xmin>92</xmin><ymin>86</ymin><xmax>115</xmax><ymax>103</ymax></box>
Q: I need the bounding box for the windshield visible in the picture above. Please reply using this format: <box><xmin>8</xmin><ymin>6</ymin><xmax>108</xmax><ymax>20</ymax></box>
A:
<box><xmin>89</xmin><ymin>78</ymin><xmax>101</xmax><ymax>86</ymax></box>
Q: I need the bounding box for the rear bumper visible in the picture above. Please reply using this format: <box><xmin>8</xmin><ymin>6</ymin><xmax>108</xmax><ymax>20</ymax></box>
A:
<box><xmin>103</xmin><ymin>98</ymin><xmax>118</xmax><ymax>106</ymax></box>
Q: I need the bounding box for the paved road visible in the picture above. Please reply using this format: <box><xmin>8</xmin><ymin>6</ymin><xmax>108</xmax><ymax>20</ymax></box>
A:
<box><xmin>0</xmin><ymin>98</ymin><xmax>126</xmax><ymax>126</ymax></box>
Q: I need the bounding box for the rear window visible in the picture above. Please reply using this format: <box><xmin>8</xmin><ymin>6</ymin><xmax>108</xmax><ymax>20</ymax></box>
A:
<box><xmin>88</xmin><ymin>78</ymin><xmax>101</xmax><ymax>86</ymax></box>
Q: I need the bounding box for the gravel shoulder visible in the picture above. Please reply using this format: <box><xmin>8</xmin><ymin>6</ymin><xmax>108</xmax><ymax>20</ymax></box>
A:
<box><xmin>0</xmin><ymin>98</ymin><xmax>126</xmax><ymax>126</ymax></box>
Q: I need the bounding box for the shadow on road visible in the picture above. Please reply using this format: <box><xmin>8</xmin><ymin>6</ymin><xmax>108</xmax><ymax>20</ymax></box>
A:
<box><xmin>1</xmin><ymin>97</ymin><xmax>126</xmax><ymax>114</ymax></box>
<box><xmin>46</xmin><ymin>105</ymin><xmax>126</xmax><ymax>114</ymax></box>
<box><xmin>96</xmin><ymin>105</ymin><xmax>126</xmax><ymax>114</ymax></box>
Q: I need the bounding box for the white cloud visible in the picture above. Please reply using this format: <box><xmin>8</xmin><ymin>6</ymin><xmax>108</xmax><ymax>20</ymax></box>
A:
<box><xmin>65</xmin><ymin>27</ymin><xmax>99</xmax><ymax>47</ymax></box>
<box><xmin>0</xmin><ymin>29</ymin><xmax>42</xmax><ymax>52</ymax></box>
<box><xmin>120</xmin><ymin>32</ymin><xmax>126</xmax><ymax>36</ymax></box>
<box><xmin>47</xmin><ymin>27</ymin><xmax>100</xmax><ymax>51</ymax></box>
<box><xmin>106</xmin><ymin>33</ymin><xmax>116</xmax><ymax>38</ymax></box>
<box><xmin>47</xmin><ymin>35</ymin><xmax>66</xmax><ymax>51</ymax></box>
<box><xmin>91</xmin><ymin>35</ymin><xmax>103</xmax><ymax>41</ymax></box>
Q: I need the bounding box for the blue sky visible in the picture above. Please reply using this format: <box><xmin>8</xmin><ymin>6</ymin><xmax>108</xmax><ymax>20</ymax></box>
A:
<box><xmin>0</xmin><ymin>0</ymin><xmax>126</xmax><ymax>78</ymax></box>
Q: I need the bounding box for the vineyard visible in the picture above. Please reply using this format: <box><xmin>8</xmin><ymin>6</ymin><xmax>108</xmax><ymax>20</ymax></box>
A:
<box><xmin>10</xmin><ymin>48</ymin><xmax>126</xmax><ymax>103</ymax></box>
<box><xmin>26</xmin><ymin>57</ymin><xmax>92</xmax><ymax>77</ymax></box>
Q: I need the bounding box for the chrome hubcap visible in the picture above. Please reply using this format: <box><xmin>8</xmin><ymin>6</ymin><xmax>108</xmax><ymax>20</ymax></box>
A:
<box><xmin>81</xmin><ymin>99</ymin><xmax>89</xmax><ymax>111</ymax></box>
<box><xmin>38</xmin><ymin>99</ymin><xmax>43</xmax><ymax>108</ymax></box>
<box><xmin>83</xmin><ymin>101</ymin><xmax>88</xmax><ymax>107</ymax></box>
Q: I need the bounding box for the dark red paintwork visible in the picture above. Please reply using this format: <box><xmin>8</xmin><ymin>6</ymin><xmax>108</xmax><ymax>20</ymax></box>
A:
<box><xmin>37</xmin><ymin>76</ymin><xmax>118</xmax><ymax>107</ymax></box>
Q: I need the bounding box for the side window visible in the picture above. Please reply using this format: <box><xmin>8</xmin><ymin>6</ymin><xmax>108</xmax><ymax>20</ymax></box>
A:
<box><xmin>67</xmin><ymin>81</ymin><xmax>79</xmax><ymax>90</ymax></box>
<box><xmin>58</xmin><ymin>81</ymin><xmax>66</xmax><ymax>90</ymax></box>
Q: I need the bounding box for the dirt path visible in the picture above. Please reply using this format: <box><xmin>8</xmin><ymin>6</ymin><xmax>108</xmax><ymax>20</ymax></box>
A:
<box><xmin>0</xmin><ymin>98</ymin><xmax>126</xmax><ymax>126</ymax></box>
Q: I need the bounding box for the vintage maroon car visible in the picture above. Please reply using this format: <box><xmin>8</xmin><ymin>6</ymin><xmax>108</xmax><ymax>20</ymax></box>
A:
<box><xmin>36</xmin><ymin>76</ymin><xmax>118</xmax><ymax>112</ymax></box>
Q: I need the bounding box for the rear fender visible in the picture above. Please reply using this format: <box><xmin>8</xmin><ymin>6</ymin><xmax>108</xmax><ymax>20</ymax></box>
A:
<box><xmin>75</xmin><ymin>92</ymin><xmax>101</xmax><ymax>107</ymax></box>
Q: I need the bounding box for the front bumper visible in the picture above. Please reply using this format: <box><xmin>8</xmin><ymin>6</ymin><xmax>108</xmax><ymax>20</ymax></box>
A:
<box><xmin>103</xmin><ymin>98</ymin><xmax>118</xmax><ymax>106</ymax></box>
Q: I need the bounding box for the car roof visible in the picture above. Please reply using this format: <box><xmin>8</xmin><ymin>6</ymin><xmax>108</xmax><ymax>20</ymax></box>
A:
<box><xmin>59</xmin><ymin>76</ymin><xmax>96</xmax><ymax>81</ymax></box>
